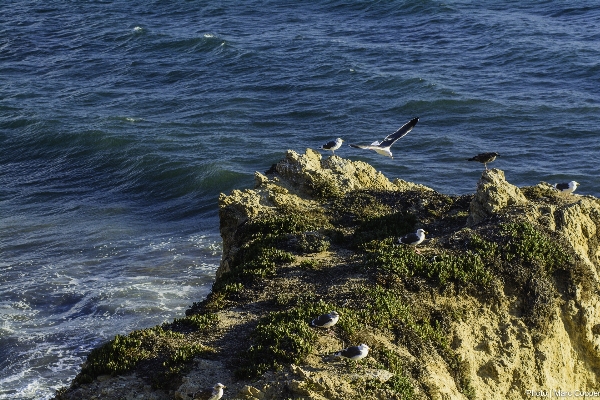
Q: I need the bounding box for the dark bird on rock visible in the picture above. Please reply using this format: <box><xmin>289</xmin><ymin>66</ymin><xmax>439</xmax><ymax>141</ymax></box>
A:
<box><xmin>349</xmin><ymin>117</ymin><xmax>419</xmax><ymax>158</ymax></box>
<box><xmin>334</xmin><ymin>344</ymin><xmax>369</xmax><ymax>361</ymax></box>
<box><xmin>398</xmin><ymin>229</ymin><xmax>426</xmax><ymax>254</ymax></box>
<box><xmin>195</xmin><ymin>383</ymin><xmax>226</xmax><ymax>400</ymax></box>
<box><xmin>553</xmin><ymin>181</ymin><xmax>579</xmax><ymax>194</ymax></box>
<box><xmin>467</xmin><ymin>152</ymin><xmax>499</xmax><ymax>170</ymax></box>
<box><xmin>319</xmin><ymin>138</ymin><xmax>344</xmax><ymax>155</ymax></box>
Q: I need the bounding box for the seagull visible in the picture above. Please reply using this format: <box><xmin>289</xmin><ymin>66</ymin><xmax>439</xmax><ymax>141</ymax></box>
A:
<box><xmin>311</xmin><ymin>311</ymin><xmax>339</xmax><ymax>333</ymax></box>
<box><xmin>398</xmin><ymin>229</ymin><xmax>426</xmax><ymax>254</ymax></box>
<box><xmin>553</xmin><ymin>181</ymin><xmax>579</xmax><ymax>194</ymax></box>
<box><xmin>319</xmin><ymin>138</ymin><xmax>344</xmax><ymax>155</ymax></box>
<box><xmin>334</xmin><ymin>343</ymin><xmax>369</xmax><ymax>361</ymax></box>
<box><xmin>349</xmin><ymin>117</ymin><xmax>419</xmax><ymax>159</ymax></box>
<box><xmin>467</xmin><ymin>152</ymin><xmax>499</xmax><ymax>170</ymax></box>
<box><xmin>195</xmin><ymin>383</ymin><xmax>226</xmax><ymax>400</ymax></box>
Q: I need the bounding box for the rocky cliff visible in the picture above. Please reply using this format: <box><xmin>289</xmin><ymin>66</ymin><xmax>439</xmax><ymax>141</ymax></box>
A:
<box><xmin>55</xmin><ymin>149</ymin><xmax>600</xmax><ymax>400</ymax></box>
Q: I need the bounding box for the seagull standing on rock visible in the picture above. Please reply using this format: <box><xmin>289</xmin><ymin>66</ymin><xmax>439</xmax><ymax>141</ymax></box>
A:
<box><xmin>334</xmin><ymin>344</ymin><xmax>369</xmax><ymax>361</ymax></box>
<box><xmin>553</xmin><ymin>181</ymin><xmax>579</xmax><ymax>194</ymax></box>
<box><xmin>467</xmin><ymin>152</ymin><xmax>499</xmax><ymax>170</ymax></box>
<box><xmin>398</xmin><ymin>229</ymin><xmax>426</xmax><ymax>254</ymax></box>
<box><xmin>349</xmin><ymin>117</ymin><xmax>419</xmax><ymax>159</ymax></box>
<box><xmin>319</xmin><ymin>138</ymin><xmax>344</xmax><ymax>155</ymax></box>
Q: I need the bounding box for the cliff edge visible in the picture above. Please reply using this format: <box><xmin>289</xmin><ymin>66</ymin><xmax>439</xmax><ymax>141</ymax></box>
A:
<box><xmin>56</xmin><ymin>149</ymin><xmax>600</xmax><ymax>400</ymax></box>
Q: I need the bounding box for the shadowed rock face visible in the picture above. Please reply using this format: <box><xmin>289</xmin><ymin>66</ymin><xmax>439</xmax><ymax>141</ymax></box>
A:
<box><xmin>56</xmin><ymin>151</ymin><xmax>600</xmax><ymax>400</ymax></box>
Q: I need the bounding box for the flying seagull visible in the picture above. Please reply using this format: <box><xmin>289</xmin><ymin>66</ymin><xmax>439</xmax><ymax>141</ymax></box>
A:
<box><xmin>334</xmin><ymin>343</ymin><xmax>369</xmax><ymax>361</ymax></box>
<box><xmin>398</xmin><ymin>229</ymin><xmax>426</xmax><ymax>254</ymax></box>
<box><xmin>195</xmin><ymin>383</ymin><xmax>226</xmax><ymax>400</ymax></box>
<box><xmin>467</xmin><ymin>152</ymin><xmax>499</xmax><ymax>170</ymax></box>
<box><xmin>349</xmin><ymin>117</ymin><xmax>419</xmax><ymax>158</ymax></box>
<box><xmin>311</xmin><ymin>311</ymin><xmax>339</xmax><ymax>333</ymax></box>
<box><xmin>553</xmin><ymin>181</ymin><xmax>579</xmax><ymax>194</ymax></box>
<box><xmin>319</xmin><ymin>138</ymin><xmax>344</xmax><ymax>155</ymax></box>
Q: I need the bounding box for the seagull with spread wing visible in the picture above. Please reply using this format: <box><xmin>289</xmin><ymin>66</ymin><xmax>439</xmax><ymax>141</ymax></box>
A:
<box><xmin>349</xmin><ymin>117</ymin><xmax>419</xmax><ymax>159</ymax></box>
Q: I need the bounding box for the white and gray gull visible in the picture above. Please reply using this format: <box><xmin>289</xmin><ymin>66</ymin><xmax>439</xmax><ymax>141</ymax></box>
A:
<box><xmin>319</xmin><ymin>138</ymin><xmax>344</xmax><ymax>155</ymax></box>
<box><xmin>553</xmin><ymin>181</ymin><xmax>579</xmax><ymax>194</ymax></box>
<box><xmin>398</xmin><ymin>229</ymin><xmax>426</xmax><ymax>254</ymax></box>
<box><xmin>311</xmin><ymin>311</ymin><xmax>340</xmax><ymax>329</ymax></box>
<box><xmin>349</xmin><ymin>117</ymin><xmax>419</xmax><ymax>159</ymax></box>
<box><xmin>334</xmin><ymin>344</ymin><xmax>370</xmax><ymax>361</ymax></box>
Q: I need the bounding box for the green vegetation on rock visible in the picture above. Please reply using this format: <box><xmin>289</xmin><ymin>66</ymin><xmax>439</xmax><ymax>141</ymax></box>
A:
<box><xmin>76</xmin><ymin>316</ymin><xmax>216</xmax><ymax>388</ymax></box>
<box><xmin>236</xmin><ymin>300</ymin><xmax>336</xmax><ymax>378</ymax></box>
<box><xmin>364</xmin><ymin>238</ymin><xmax>494</xmax><ymax>287</ymax></box>
<box><xmin>500</xmin><ymin>222</ymin><xmax>572</xmax><ymax>273</ymax></box>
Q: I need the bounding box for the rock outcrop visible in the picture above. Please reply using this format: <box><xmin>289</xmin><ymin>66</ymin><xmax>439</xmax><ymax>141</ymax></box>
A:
<box><xmin>467</xmin><ymin>168</ymin><xmax>528</xmax><ymax>226</ymax></box>
<box><xmin>55</xmin><ymin>150</ymin><xmax>600</xmax><ymax>400</ymax></box>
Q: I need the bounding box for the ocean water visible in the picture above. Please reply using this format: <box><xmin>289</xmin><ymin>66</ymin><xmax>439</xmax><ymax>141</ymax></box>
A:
<box><xmin>1</xmin><ymin>1</ymin><xmax>599</xmax><ymax>398</ymax></box>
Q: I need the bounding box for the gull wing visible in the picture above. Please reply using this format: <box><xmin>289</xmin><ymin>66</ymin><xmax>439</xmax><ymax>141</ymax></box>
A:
<box><xmin>378</xmin><ymin>117</ymin><xmax>419</xmax><ymax>148</ymax></box>
<box><xmin>321</xmin><ymin>140</ymin><xmax>337</xmax><ymax>149</ymax></box>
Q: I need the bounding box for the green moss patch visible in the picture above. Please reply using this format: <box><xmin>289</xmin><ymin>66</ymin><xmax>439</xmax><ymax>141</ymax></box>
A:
<box><xmin>520</xmin><ymin>185</ymin><xmax>558</xmax><ymax>201</ymax></box>
<box><xmin>234</xmin><ymin>244</ymin><xmax>296</xmax><ymax>279</ymax></box>
<box><xmin>240</xmin><ymin>211</ymin><xmax>332</xmax><ymax>240</ymax></box>
<box><xmin>500</xmin><ymin>222</ymin><xmax>572</xmax><ymax>273</ymax></box>
<box><xmin>496</xmin><ymin>222</ymin><xmax>573</xmax><ymax>331</ymax></box>
<box><xmin>294</xmin><ymin>232</ymin><xmax>331</xmax><ymax>253</ymax></box>
<box><xmin>353</xmin><ymin>212</ymin><xmax>417</xmax><ymax>248</ymax></box>
<box><xmin>167</xmin><ymin>313</ymin><xmax>219</xmax><ymax>333</ymax></box>
<box><xmin>461</xmin><ymin>222</ymin><xmax>575</xmax><ymax>332</ymax></box>
<box><xmin>342</xmin><ymin>285</ymin><xmax>447</xmax><ymax>347</ymax></box>
<box><xmin>76</xmin><ymin>322</ymin><xmax>214</xmax><ymax>388</ymax></box>
<box><xmin>366</xmin><ymin>348</ymin><xmax>414</xmax><ymax>399</ymax></box>
<box><xmin>363</xmin><ymin>239</ymin><xmax>493</xmax><ymax>287</ymax></box>
<box><xmin>330</xmin><ymin>191</ymin><xmax>393</xmax><ymax>224</ymax></box>
<box><xmin>236</xmin><ymin>300</ymin><xmax>337</xmax><ymax>378</ymax></box>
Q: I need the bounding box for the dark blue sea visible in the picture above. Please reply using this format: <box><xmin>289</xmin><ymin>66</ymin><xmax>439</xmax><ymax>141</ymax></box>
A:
<box><xmin>1</xmin><ymin>1</ymin><xmax>599</xmax><ymax>398</ymax></box>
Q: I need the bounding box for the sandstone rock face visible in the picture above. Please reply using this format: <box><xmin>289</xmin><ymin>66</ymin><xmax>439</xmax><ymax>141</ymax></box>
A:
<box><xmin>456</xmin><ymin>193</ymin><xmax>600</xmax><ymax>398</ymax></box>
<box><xmin>553</xmin><ymin>198</ymin><xmax>600</xmax><ymax>274</ymax></box>
<box><xmin>544</xmin><ymin>197</ymin><xmax>600</xmax><ymax>377</ymax></box>
<box><xmin>273</xmin><ymin>149</ymin><xmax>398</xmax><ymax>196</ymax></box>
<box><xmin>453</xmin><ymin>289</ymin><xmax>599</xmax><ymax>399</ymax></box>
<box><xmin>468</xmin><ymin>169</ymin><xmax>528</xmax><ymax>226</ymax></box>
